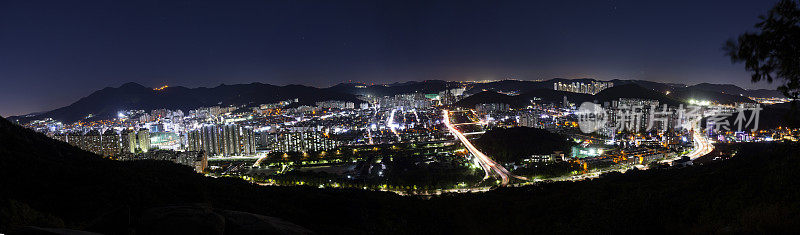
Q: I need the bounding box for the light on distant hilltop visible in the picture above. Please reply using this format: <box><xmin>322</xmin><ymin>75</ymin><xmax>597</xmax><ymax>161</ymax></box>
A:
<box><xmin>688</xmin><ymin>99</ymin><xmax>711</xmax><ymax>106</ymax></box>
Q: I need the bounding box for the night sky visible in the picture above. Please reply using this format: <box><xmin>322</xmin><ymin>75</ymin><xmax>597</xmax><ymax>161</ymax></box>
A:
<box><xmin>0</xmin><ymin>0</ymin><xmax>781</xmax><ymax>116</ymax></box>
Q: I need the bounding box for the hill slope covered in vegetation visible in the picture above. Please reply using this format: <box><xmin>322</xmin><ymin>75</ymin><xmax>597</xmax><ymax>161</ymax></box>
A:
<box><xmin>1</xmin><ymin>116</ymin><xmax>800</xmax><ymax>233</ymax></box>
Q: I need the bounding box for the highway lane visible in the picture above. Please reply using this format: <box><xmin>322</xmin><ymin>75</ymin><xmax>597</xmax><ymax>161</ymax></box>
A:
<box><xmin>661</xmin><ymin>120</ymin><xmax>715</xmax><ymax>163</ymax></box>
<box><xmin>252</xmin><ymin>152</ymin><xmax>270</xmax><ymax>167</ymax></box>
<box><xmin>385</xmin><ymin>113</ymin><xmax>712</xmax><ymax>194</ymax></box>
<box><xmin>387</xmin><ymin>108</ymin><xmax>401</xmax><ymax>142</ymax></box>
<box><xmin>443</xmin><ymin>109</ymin><xmax>516</xmax><ymax>186</ymax></box>
<box><xmin>686</xmin><ymin>124</ymin><xmax>714</xmax><ymax>160</ymax></box>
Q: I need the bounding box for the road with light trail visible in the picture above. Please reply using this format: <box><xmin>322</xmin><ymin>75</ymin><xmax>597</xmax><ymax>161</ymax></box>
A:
<box><xmin>685</xmin><ymin>125</ymin><xmax>714</xmax><ymax>160</ymax></box>
<box><xmin>661</xmin><ymin>120</ymin><xmax>714</xmax><ymax>163</ymax></box>
<box><xmin>387</xmin><ymin>108</ymin><xmax>401</xmax><ymax>141</ymax></box>
<box><xmin>443</xmin><ymin>109</ymin><xmax>526</xmax><ymax>186</ymax></box>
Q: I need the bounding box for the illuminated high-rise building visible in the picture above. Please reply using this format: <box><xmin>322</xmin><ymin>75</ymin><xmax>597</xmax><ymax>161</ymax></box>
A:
<box><xmin>188</xmin><ymin>124</ymin><xmax>256</xmax><ymax>157</ymax></box>
<box><xmin>137</xmin><ymin>128</ymin><xmax>150</xmax><ymax>152</ymax></box>
<box><xmin>199</xmin><ymin>125</ymin><xmax>221</xmax><ymax>155</ymax></box>
<box><xmin>275</xmin><ymin>127</ymin><xmax>337</xmax><ymax>152</ymax></box>
<box><xmin>554</xmin><ymin>81</ymin><xmax>614</xmax><ymax>95</ymax></box>
<box><xmin>101</xmin><ymin>130</ymin><xmax>121</xmax><ymax>156</ymax></box>
<box><xmin>121</xmin><ymin>129</ymin><xmax>137</xmax><ymax>153</ymax></box>
<box><xmin>83</xmin><ymin>130</ymin><xmax>103</xmax><ymax>154</ymax></box>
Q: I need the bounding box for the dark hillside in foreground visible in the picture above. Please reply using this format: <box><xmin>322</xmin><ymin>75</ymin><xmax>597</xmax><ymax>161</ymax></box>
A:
<box><xmin>2</xmin><ymin>115</ymin><xmax>800</xmax><ymax>233</ymax></box>
<box><xmin>0</xmin><ymin>115</ymin><xmax>401</xmax><ymax>234</ymax></box>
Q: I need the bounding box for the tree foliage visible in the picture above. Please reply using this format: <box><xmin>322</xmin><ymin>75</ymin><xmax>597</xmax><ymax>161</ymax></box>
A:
<box><xmin>725</xmin><ymin>0</ymin><xmax>800</xmax><ymax>99</ymax></box>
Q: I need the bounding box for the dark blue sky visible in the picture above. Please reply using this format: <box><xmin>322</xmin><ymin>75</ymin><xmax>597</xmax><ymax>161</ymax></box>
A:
<box><xmin>0</xmin><ymin>0</ymin><xmax>781</xmax><ymax>116</ymax></box>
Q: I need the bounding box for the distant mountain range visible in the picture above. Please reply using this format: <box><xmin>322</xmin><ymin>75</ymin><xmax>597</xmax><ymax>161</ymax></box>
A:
<box><xmin>327</xmin><ymin>80</ymin><xmax>466</xmax><ymax>97</ymax></box>
<box><xmin>11</xmin><ymin>78</ymin><xmax>787</xmax><ymax>123</ymax></box>
<box><xmin>463</xmin><ymin>79</ymin><xmax>784</xmax><ymax>98</ymax></box>
<box><xmin>11</xmin><ymin>82</ymin><xmax>363</xmax><ymax>123</ymax></box>
<box><xmin>456</xmin><ymin>83</ymin><xmax>685</xmax><ymax>109</ymax></box>
<box><xmin>453</xmin><ymin>80</ymin><xmax>784</xmax><ymax>109</ymax></box>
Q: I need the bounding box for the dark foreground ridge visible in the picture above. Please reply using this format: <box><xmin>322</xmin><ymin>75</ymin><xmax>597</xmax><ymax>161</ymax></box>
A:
<box><xmin>1</xmin><ymin>115</ymin><xmax>800</xmax><ymax>234</ymax></box>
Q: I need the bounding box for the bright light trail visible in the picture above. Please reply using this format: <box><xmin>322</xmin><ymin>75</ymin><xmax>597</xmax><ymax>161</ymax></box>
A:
<box><xmin>387</xmin><ymin>108</ymin><xmax>401</xmax><ymax>141</ymax></box>
<box><xmin>252</xmin><ymin>152</ymin><xmax>270</xmax><ymax>167</ymax></box>
<box><xmin>686</xmin><ymin>124</ymin><xmax>714</xmax><ymax>160</ymax></box>
<box><xmin>443</xmin><ymin>109</ymin><xmax>524</xmax><ymax>186</ymax></box>
<box><xmin>661</xmin><ymin>119</ymin><xmax>715</xmax><ymax>163</ymax></box>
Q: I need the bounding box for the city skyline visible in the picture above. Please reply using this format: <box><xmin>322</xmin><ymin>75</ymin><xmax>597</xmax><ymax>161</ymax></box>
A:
<box><xmin>4</xmin><ymin>1</ymin><xmax>800</xmax><ymax>232</ymax></box>
<box><xmin>0</xmin><ymin>77</ymin><xmax>782</xmax><ymax>117</ymax></box>
<box><xmin>0</xmin><ymin>0</ymin><xmax>784</xmax><ymax>117</ymax></box>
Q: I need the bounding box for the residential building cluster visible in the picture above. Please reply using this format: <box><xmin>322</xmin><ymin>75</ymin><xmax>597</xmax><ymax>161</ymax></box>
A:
<box><xmin>187</xmin><ymin>124</ymin><xmax>257</xmax><ymax>157</ymax></box>
<box><xmin>271</xmin><ymin>127</ymin><xmax>339</xmax><ymax>152</ymax></box>
<box><xmin>553</xmin><ymin>81</ymin><xmax>614</xmax><ymax>95</ymax></box>
<box><xmin>51</xmin><ymin>128</ymin><xmax>151</xmax><ymax>156</ymax></box>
